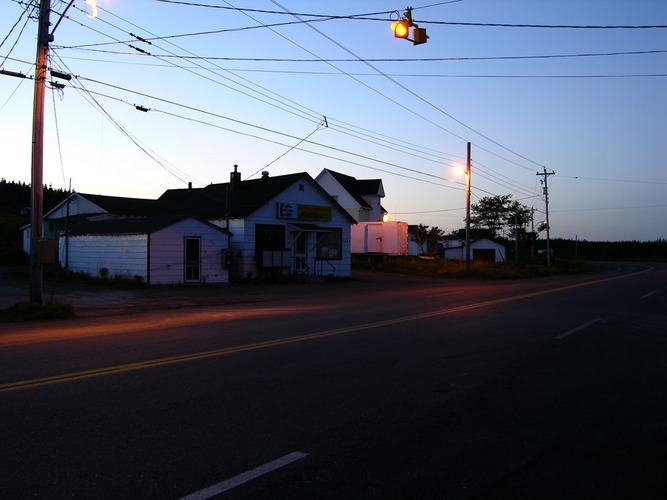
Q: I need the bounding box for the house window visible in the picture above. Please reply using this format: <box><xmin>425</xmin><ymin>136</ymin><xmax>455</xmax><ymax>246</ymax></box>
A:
<box><xmin>184</xmin><ymin>237</ymin><xmax>201</xmax><ymax>282</ymax></box>
<box><xmin>316</xmin><ymin>228</ymin><xmax>342</xmax><ymax>260</ymax></box>
<box><xmin>299</xmin><ymin>184</ymin><xmax>305</xmax><ymax>191</ymax></box>
<box><xmin>255</xmin><ymin>224</ymin><xmax>285</xmax><ymax>267</ymax></box>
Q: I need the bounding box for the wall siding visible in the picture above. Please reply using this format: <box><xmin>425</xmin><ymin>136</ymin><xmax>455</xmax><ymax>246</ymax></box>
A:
<box><xmin>149</xmin><ymin>219</ymin><xmax>228</xmax><ymax>285</ymax></box>
<box><xmin>59</xmin><ymin>218</ymin><xmax>229</xmax><ymax>285</ymax></box>
<box><xmin>240</xmin><ymin>179</ymin><xmax>352</xmax><ymax>278</ymax></box>
<box><xmin>61</xmin><ymin>234</ymin><xmax>147</xmax><ymax>279</ymax></box>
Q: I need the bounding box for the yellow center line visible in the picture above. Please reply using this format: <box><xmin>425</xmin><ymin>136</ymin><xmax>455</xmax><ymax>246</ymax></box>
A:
<box><xmin>0</xmin><ymin>267</ymin><xmax>649</xmax><ymax>394</ymax></box>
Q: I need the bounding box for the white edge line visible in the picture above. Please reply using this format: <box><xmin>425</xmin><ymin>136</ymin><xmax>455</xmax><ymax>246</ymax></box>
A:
<box><xmin>641</xmin><ymin>291</ymin><xmax>656</xmax><ymax>299</ymax></box>
<box><xmin>555</xmin><ymin>318</ymin><xmax>603</xmax><ymax>340</ymax></box>
<box><xmin>180</xmin><ymin>451</ymin><xmax>309</xmax><ymax>499</ymax></box>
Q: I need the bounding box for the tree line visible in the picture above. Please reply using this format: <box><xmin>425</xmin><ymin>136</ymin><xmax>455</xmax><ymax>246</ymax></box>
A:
<box><xmin>411</xmin><ymin>193</ymin><xmax>666</xmax><ymax>262</ymax></box>
<box><xmin>0</xmin><ymin>179</ymin><xmax>68</xmax><ymax>259</ymax></box>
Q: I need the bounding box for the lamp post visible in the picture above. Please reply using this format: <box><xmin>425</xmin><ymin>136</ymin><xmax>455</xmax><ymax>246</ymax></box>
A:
<box><xmin>465</xmin><ymin>142</ymin><xmax>471</xmax><ymax>272</ymax></box>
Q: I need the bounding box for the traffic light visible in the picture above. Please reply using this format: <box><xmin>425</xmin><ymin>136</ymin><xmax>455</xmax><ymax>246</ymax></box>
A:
<box><xmin>391</xmin><ymin>20</ymin><xmax>410</xmax><ymax>39</ymax></box>
<box><xmin>413</xmin><ymin>27</ymin><xmax>428</xmax><ymax>45</ymax></box>
<box><xmin>390</xmin><ymin>7</ymin><xmax>428</xmax><ymax>45</ymax></box>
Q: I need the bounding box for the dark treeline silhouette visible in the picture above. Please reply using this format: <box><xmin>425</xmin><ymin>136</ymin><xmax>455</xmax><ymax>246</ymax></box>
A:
<box><xmin>549</xmin><ymin>237</ymin><xmax>667</xmax><ymax>262</ymax></box>
<box><xmin>0</xmin><ymin>179</ymin><xmax>68</xmax><ymax>259</ymax></box>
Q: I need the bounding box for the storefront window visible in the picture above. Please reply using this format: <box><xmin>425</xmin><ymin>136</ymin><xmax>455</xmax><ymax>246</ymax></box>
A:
<box><xmin>317</xmin><ymin>228</ymin><xmax>342</xmax><ymax>260</ymax></box>
<box><xmin>255</xmin><ymin>224</ymin><xmax>285</xmax><ymax>267</ymax></box>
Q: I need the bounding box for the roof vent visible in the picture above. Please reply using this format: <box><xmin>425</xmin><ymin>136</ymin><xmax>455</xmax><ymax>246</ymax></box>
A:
<box><xmin>261</xmin><ymin>171</ymin><xmax>269</xmax><ymax>180</ymax></box>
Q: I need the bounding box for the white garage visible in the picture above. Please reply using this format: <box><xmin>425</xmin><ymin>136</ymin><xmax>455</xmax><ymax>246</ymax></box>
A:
<box><xmin>60</xmin><ymin>215</ymin><xmax>231</xmax><ymax>285</ymax></box>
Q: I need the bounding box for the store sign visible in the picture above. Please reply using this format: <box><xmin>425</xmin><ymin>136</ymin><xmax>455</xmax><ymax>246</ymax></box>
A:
<box><xmin>277</xmin><ymin>203</ymin><xmax>295</xmax><ymax>218</ymax></box>
<box><xmin>298</xmin><ymin>205</ymin><xmax>332</xmax><ymax>221</ymax></box>
<box><xmin>277</xmin><ymin>203</ymin><xmax>332</xmax><ymax>221</ymax></box>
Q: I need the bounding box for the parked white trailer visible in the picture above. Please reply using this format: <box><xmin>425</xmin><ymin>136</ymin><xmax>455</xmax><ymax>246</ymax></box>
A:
<box><xmin>351</xmin><ymin>221</ymin><xmax>408</xmax><ymax>256</ymax></box>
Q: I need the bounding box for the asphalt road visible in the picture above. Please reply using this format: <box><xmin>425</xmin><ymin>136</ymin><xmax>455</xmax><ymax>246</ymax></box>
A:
<box><xmin>1</xmin><ymin>263</ymin><xmax>666</xmax><ymax>499</ymax></box>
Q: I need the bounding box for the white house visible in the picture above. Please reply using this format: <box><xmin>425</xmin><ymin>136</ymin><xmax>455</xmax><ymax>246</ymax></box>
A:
<box><xmin>315</xmin><ymin>169</ymin><xmax>410</xmax><ymax>257</ymax></box>
<box><xmin>158</xmin><ymin>169</ymin><xmax>357</xmax><ymax>279</ymax></box>
<box><xmin>315</xmin><ymin>169</ymin><xmax>385</xmax><ymax>222</ymax></box>
<box><xmin>60</xmin><ymin>216</ymin><xmax>230</xmax><ymax>285</ymax></box>
<box><xmin>22</xmin><ymin>192</ymin><xmax>160</xmax><ymax>261</ymax></box>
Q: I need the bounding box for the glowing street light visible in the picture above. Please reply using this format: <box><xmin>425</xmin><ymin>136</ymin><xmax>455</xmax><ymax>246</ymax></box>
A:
<box><xmin>85</xmin><ymin>0</ymin><xmax>98</xmax><ymax>19</ymax></box>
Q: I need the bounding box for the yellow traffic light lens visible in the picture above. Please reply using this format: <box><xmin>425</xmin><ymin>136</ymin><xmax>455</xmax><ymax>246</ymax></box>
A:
<box><xmin>391</xmin><ymin>20</ymin><xmax>409</xmax><ymax>38</ymax></box>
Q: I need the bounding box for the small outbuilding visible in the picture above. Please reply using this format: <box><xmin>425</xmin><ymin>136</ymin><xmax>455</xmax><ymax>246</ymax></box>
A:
<box><xmin>439</xmin><ymin>237</ymin><xmax>507</xmax><ymax>263</ymax></box>
<box><xmin>60</xmin><ymin>215</ymin><xmax>231</xmax><ymax>285</ymax></box>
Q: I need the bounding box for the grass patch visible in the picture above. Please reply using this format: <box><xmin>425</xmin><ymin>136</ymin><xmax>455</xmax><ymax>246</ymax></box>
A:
<box><xmin>0</xmin><ymin>301</ymin><xmax>76</xmax><ymax>322</ymax></box>
<box><xmin>353</xmin><ymin>256</ymin><xmax>593</xmax><ymax>280</ymax></box>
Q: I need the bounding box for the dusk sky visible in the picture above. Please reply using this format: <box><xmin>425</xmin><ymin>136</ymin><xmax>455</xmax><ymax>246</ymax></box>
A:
<box><xmin>1</xmin><ymin>0</ymin><xmax>666</xmax><ymax>242</ymax></box>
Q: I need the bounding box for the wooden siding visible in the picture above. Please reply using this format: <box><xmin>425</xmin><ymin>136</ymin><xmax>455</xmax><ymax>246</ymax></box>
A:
<box><xmin>149</xmin><ymin>218</ymin><xmax>228</xmax><ymax>285</ymax></box>
<box><xmin>60</xmin><ymin>234</ymin><xmax>147</xmax><ymax>279</ymax></box>
<box><xmin>231</xmin><ymin>178</ymin><xmax>352</xmax><ymax>278</ymax></box>
<box><xmin>58</xmin><ymin>218</ymin><xmax>229</xmax><ymax>285</ymax></box>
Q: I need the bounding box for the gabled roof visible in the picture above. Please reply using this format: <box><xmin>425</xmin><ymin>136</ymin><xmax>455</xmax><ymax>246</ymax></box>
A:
<box><xmin>44</xmin><ymin>193</ymin><xmax>161</xmax><ymax>219</ymax></box>
<box><xmin>159</xmin><ymin>172</ymin><xmax>308</xmax><ymax>218</ymax></box>
<box><xmin>65</xmin><ymin>215</ymin><xmax>228</xmax><ymax>236</ymax></box>
<box><xmin>80</xmin><ymin>194</ymin><xmax>161</xmax><ymax>216</ymax></box>
<box><xmin>159</xmin><ymin>172</ymin><xmax>356</xmax><ymax>223</ymax></box>
<box><xmin>321</xmin><ymin>169</ymin><xmax>384</xmax><ymax>209</ymax></box>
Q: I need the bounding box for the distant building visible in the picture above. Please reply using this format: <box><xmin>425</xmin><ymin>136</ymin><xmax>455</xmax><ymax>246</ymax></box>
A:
<box><xmin>407</xmin><ymin>228</ymin><xmax>506</xmax><ymax>263</ymax></box>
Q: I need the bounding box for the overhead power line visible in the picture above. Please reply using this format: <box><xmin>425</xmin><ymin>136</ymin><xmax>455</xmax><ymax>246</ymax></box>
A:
<box><xmin>51</xmin><ymin>4</ymin><xmax>482</xmax><ymax>187</ymax></box>
<box><xmin>155</xmin><ymin>1</ymin><xmax>667</xmax><ymax>29</ymax></box>
<box><xmin>45</xmin><ymin>1</ymin><xmax>548</xmax><ymax>200</ymax></box>
<box><xmin>51</xmin><ymin>48</ymin><xmax>667</xmax><ymax>62</ymax></box>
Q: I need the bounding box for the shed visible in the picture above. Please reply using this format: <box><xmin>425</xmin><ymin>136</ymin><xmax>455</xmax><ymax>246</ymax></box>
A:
<box><xmin>438</xmin><ymin>237</ymin><xmax>507</xmax><ymax>263</ymax></box>
<box><xmin>60</xmin><ymin>216</ymin><xmax>230</xmax><ymax>285</ymax></box>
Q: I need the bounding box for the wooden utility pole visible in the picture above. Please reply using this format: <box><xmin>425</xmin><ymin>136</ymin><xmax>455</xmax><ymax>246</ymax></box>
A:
<box><xmin>536</xmin><ymin>167</ymin><xmax>555</xmax><ymax>266</ymax></box>
<box><xmin>29</xmin><ymin>0</ymin><xmax>52</xmax><ymax>304</ymax></box>
<box><xmin>465</xmin><ymin>142</ymin><xmax>471</xmax><ymax>271</ymax></box>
